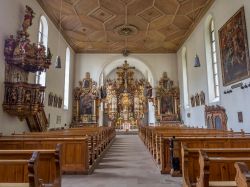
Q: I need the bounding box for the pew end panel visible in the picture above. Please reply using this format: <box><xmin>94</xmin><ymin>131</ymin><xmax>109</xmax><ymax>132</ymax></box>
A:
<box><xmin>235</xmin><ymin>162</ymin><xmax>250</xmax><ymax>187</ymax></box>
<box><xmin>196</xmin><ymin>151</ymin><xmax>250</xmax><ymax>187</ymax></box>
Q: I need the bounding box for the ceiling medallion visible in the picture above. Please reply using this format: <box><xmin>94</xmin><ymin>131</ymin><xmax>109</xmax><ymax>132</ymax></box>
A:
<box><xmin>114</xmin><ymin>24</ymin><xmax>138</xmax><ymax>36</ymax></box>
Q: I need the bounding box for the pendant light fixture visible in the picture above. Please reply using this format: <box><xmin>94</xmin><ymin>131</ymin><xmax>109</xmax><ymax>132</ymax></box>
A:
<box><xmin>55</xmin><ymin>0</ymin><xmax>62</xmax><ymax>69</ymax></box>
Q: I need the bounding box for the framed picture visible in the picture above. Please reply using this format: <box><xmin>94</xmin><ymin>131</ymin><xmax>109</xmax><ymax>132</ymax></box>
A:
<box><xmin>219</xmin><ymin>7</ymin><xmax>250</xmax><ymax>86</ymax></box>
<box><xmin>238</xmin><ymin>111</ymin><xmax>243</xmax><ymax>123</ymax></box>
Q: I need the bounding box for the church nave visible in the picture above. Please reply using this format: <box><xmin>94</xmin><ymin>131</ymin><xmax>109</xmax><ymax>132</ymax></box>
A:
<box><xmin>62</xmin><ymin>135</ymin><xmax>182</xmax><ymax>187</ymax></box>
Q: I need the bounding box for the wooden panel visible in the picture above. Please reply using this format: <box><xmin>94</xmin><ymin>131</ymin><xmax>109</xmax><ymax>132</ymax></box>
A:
<box><xmin>36</xmin><ymin>0</ymin><xmax>215</xmax><ymax>53</ymax></box>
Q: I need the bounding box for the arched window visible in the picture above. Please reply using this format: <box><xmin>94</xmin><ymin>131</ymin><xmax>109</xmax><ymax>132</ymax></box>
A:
<box><xmin>64</xmin><ymin>47</ymin><xmax>70</xmax><ymax>110</ymax></box>
<box><xmin>210</xmin><ymin>20</ymin><xmax>219</xmax><ymax>98</ymax></box>
<box><xmin>36</xmin><ymin>16</ymin><xmax>48</xmax><ymax>86</ymax></box>
<box><xmin>182</xmin><ymin>47</ymin><xmax>189</xmax><ymax>108</ymax></box>
<box><xmin>205</xmin><ymin>16</ymin><xmax>220</xmax><ymax>102</ymax></box>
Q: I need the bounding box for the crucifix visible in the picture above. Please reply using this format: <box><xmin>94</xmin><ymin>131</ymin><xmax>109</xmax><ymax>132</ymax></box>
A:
<box><xmin>116</xmin><ymin>60</ymin><xmax>135</xmax><ymax>91</ymax></box>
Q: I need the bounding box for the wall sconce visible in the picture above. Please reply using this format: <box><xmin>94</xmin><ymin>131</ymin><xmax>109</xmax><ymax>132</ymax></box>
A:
<box><xmin>194</xmin><ymin>54</ymin><xmax>200</xmax><ymax>67</ymax></box>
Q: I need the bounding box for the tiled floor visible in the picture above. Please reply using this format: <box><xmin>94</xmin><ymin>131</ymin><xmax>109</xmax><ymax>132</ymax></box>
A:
<box><xmin>62</xmin><ymin>135</ymin><xmax>182</xmax><ymax>187</ymax></box>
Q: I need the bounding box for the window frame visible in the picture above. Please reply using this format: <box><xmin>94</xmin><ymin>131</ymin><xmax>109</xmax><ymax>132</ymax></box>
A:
<box><xmin>63</xmin><ymin>47</ymin><xmax>71</xmax><ymax>110</ymax></box>
<box><xmin>35</xmin><ymin>15</ymin><xmax>48</xmax><ymax>86</ymax></box>
<box><xmin>210</xmin><ymin>19</ymin><xmax>220</xmax><ymax>99</ymax></box>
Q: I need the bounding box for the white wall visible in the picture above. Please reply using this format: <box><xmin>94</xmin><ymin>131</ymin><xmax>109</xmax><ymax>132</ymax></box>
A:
<box><xmin>178</xmin><ymin>0</ymin><xmax>250</xmax><ymax>131</ymax></box>
<box><xmin>0</xmin><ymin>0</ymin><xmax>75</xmax><ymax>134</ymax></box>
<box><xmin>75</xmin><ymin>53</ymin><xmax>178</xmax><ymax>89</ymax></box>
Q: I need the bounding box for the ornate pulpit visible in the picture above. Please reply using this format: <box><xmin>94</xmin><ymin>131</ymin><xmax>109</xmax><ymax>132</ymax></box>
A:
<box><xmin>2</xmin><ymin>6</ymin><xmax>51</xmax><ymax>131</ymax></box>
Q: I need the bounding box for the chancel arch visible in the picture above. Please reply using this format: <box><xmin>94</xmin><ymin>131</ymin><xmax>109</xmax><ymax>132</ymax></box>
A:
<box><xmin>98</xmin><ymin>56</ymin><xmax>156</xmax><ymax>89</ymax></box>
<box><xmin>98</xmin><ymin>59</ymin><xmax>156</xmax><ymax>130</ymax></box>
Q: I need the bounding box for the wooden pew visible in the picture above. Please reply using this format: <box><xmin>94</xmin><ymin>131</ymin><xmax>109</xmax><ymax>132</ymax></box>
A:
<box><xmin>161</xmin><ymin>136</ymin><xmax>250</xmax><ymax>175</ymax></box>
<box><xmin>0</xmin><ymin>151</ymin><xmax>52</xmax><ymax>187</ymax></box>
<box><xmin>234</xmin><ymin>162</ymin><xmax>250</xmax><ymax>187</ymax></box>
<box><xmin>0</xmin><ymin>144</ymin><xmax>61</xmax><ymax>186</ymax></box>
<box><xmin>9</xmin><ymin>126</ymin><xmax>116</xmax><ymax>174</ymax></box>
<box><xmin>181</xmin><ymin>145</ymin><xmax>250</xmax><ymax>187</ymax></box>
<box><xmin>0</xmin><ymin>136</ymin><xmax>89</xmax><ymax>174</ymax></box>
<box><xmin>139</xmin><ymin>124</ymin><xmax>247</xmax><ymax>165</ymax></box>
<box><xmin>196</xmin><ymin>150</ymin><xmax>250</xmax><ymax>187</ymax></box>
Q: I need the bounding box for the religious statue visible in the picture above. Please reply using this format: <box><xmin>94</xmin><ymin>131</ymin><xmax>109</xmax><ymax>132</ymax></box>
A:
<box><xmin>22</xmin><ymin>5</ymin><xmax>35</xmax><ymax>32</ymax></box>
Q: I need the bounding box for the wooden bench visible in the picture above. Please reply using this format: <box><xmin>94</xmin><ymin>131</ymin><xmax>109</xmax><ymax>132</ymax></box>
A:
<box><xmin>9</xmin><ymin>126</ymin><xmax>116</xmax><ymax>174</ymax></box>
<box><xmin>196</xmin><ymin>151</ymin><xmax>250</xmax><ymax>187</ymax></box>
<box><xmin>181</xmin><ymin>145</ymin><xmax>250</xmax><ymax>187</ymax></box>
<box><xmin>0</xmin><ymin>151</ymin><xmax>54</xmax><ymax>187</ymax></box>
<box><xmin>234</xmin><ymin>162</ymin><xmax>250</xmax><ymax>187</ymax></box>
<box><xmin>139</xmin><ymin>125</ymin><xmax>247</xmax><ymax>165</ymax></box>
<box><xmin>0</xmin><ymin>144</ymin><xmax>61</xmax><ymax>186</ymax></box>
<box><xmin>0</xmin><ymin>136</ymin><xmax>89</xmax><ymax>174</ymax></box>
<box><xmin>161</xmin><ymin>136</ymin><xmax>250</xmax><ymax>175</ymax></box>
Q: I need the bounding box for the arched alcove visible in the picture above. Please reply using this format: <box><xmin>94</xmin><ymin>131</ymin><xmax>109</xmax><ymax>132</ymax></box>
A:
<box><xmin>98</xmin><ymin>56</ymin><xmax>156</xmax><ymax>89</ymax></box>
<box><xmin>98</xmin><ymin>56</ymin><xmax>156</xmax><ymax>126</ymax></box>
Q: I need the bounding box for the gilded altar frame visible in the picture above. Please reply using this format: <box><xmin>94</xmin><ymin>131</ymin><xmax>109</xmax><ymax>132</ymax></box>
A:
<box><xmin>72</xmin><ymin>73</ymin><xmax>98</xmax><ymax>125</ymax></box>
<box><xmin>155</xmin><ymin>72</ymin><xmax>180</xmax><ymax>122</ymax></box>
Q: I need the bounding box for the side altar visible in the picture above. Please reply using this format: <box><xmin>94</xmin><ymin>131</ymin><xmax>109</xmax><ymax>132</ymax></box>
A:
<box><xmin>155</xmin><ymin>72</ymin><xmax>180</xmax><ymax>123</ymax></box>
<box><xmin>72</xmin><ymin>72</ymin><xmax>99</xmax><ymax>124</ymax></box>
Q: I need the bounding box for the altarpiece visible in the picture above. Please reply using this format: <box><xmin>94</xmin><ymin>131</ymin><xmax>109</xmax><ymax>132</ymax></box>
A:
<box><xmin>155</xmin><ymin>72</ymin><xmax>180</xmax><ymax>123</ymax></box>
<box><xmin>103</xmin><ymin>61</ymin><xmax>152</xmax><ymax>130</ymax></box>
<box><xmin>72</xmin><ymin>72</ymin><xmax>98</xmax><ymax>124</ymax></box>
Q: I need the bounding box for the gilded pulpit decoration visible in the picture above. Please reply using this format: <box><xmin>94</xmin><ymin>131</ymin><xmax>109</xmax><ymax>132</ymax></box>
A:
<box><xmin>72</xmin><ymin>72</ymin><xmax>98</xmax><ymax>124</ymax></box>
<box><xmin>103</xmin><ymin>60</ymin><xmax>150</xmax><ymax>130</ymax></box>
<box><xmin>2</xmin><ymin>5</ymin><xmax>51</xmax><ymax>131</ymax></box>
<box><xmin>155</xmin><ymin>72</ymin><xmax>180</xmax><ymax>122</ymax></box>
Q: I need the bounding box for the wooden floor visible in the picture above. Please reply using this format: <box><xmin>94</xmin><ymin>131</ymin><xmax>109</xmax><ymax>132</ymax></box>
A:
<box><xmin>62</xmin><ymin>135</ymin><xmax>182</xmax><ymax>187</ymax></box>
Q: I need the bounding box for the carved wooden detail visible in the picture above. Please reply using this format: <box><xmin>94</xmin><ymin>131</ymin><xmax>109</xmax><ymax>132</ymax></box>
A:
<box><xmin>72</xmin><ymin>72</ymin><xmax>98</xmax><ymax>124</ymax></box>
<box><xmin>2</xmin><ymin>6</ymin><xmax>51</xmax><ymax>131</ymax></box>
<box><xmin>155</xmin><ymin>72</ymin><xmax>180</xmax><ymax>122</ymax></box>
<box><xmin>205</xmin><ymin>105</ymin><xmax>228</xmax><ymax>130</ymax></box>
<box><xmin>36</xmin><ymin>0</ymin><xmax>214</xmax><ymax>53</ymax></box>
<box><xmin>102</xmin><ymin>60</ymin><xmax>150</xmax><ymax>130</ymax></box>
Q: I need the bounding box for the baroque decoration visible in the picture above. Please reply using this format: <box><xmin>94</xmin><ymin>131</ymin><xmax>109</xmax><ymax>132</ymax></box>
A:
<box><xmin>3</xmin><ymin>6</ymin><xmax>52</xmax><ymax>131</ymax></box>
<box><xmin>155</xmin><ymin>72</ymin><xmax>180</xmax><ymax>122</ymax></box>
<box><xmin>103</xmin><ymin>60</ymin><xmax>152</xmax><ymax>130</ymax></box>
<box><xmin>72</xmin><ymin>72</ymin><xmax>99</xmax><ymax>124</ymax></box>
<box><xmin>205</xmin><ymin>105</ymin><xmax>228</xmax><ymax>130</ymax></box>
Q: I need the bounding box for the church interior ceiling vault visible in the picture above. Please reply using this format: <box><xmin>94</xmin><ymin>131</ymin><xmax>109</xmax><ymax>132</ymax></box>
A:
<box><xmin>36</xmin><ymin>0</ymin><xmax>214</xmax><ymax>53</ymax></box>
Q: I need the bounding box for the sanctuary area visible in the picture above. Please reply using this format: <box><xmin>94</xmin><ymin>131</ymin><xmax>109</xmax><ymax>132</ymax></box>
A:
<box><xmin>0</xmin><ymin>0</ymin><xmax>250</xmax><ymax>187</ymax></box>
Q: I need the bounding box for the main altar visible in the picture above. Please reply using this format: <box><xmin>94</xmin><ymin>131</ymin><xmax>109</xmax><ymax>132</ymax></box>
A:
<box><xmin>103</xmin><ymin>61</ymin><xmax>152</xmax><ymax>131</ymax></box>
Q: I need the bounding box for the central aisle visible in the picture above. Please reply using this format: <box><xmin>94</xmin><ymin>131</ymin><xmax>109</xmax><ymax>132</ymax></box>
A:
<box><xmin>63</xmin><ymin>135</ymin><xmax>182</xmax><ymax>187</ymax></box>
